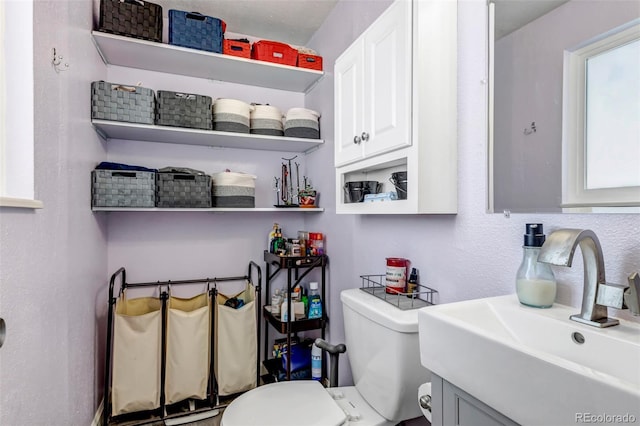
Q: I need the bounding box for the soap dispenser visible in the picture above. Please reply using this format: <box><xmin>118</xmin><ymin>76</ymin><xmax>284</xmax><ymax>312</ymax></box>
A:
<box><xmin>516</xmin><ymin>223</ymin><xmax>557</xmax><ymax>308</ymax></box>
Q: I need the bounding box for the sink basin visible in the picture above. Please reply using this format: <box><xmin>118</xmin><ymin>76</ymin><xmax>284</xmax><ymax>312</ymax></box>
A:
<box><xmin>418</xmin><ymin>295</ymin><xmax>640</xmax><ymax>425</ymax></box>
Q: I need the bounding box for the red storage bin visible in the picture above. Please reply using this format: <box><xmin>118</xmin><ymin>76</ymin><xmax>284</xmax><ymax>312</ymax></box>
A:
<box><xmin>224</xmin><ymin>39</ymin><xmax>251</xmax><ymax>59</ymax></box>
<box><xmin>297</xmin><ymin>53</ymin><xmax>323</xmax><ymax>71</ymax></box>
<box><xmin>251</xmin><ymin>40</ymin><xmax>297</xmax><ymax>66</ymax></box>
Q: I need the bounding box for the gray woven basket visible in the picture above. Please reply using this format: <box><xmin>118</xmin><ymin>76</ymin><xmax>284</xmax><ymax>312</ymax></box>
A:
<box><xmin>98</xmin><ymin>0</ymin><xmax>163</xmax><ymax>43</ymax></box>
<box><xmin>155</xmin><ymin>91</ymin><xmax>213</xmax><ymax>130</ymax></box>
<box><xmin>156</xmin><ymin>172</ymin><xmax>212</xmax><ymax>207</ymax></box>
<box><xmin>92</xmin><ymin>169</ymin><xmax>155</xmax><ymax>207</ymax></box>
<box><xmin>91</xmin><ymin>81</ymin><xmax>155</xmax><ymax>124</ymax></box>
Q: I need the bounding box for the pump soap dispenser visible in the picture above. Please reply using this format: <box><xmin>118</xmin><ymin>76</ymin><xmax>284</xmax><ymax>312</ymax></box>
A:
<box><xmin>516</xmin><ymin>223</ymin><xmax>557</xmax><ymax>308</ymax></box>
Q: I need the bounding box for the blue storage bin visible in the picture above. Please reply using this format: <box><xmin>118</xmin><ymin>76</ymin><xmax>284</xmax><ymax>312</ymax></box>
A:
<box><xmin>168</xmin><ymin>10</ymin><xmax>224</xmax><ymax>53</ymax></box>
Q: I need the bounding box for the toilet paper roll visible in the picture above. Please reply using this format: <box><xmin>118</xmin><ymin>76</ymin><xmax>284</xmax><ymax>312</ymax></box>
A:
<box><xmin>418</xmin><ymin>382</ymin><xmax>432</xmax><ymax>423</ymax></box>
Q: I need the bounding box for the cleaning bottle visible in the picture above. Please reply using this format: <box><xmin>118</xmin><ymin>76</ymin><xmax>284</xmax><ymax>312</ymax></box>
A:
<box><xmin>311</xmin><ymin>341</ymin><xmax>322</xmax><ymax>381</ymax></box>
<box><xmin>307</xmin><ymin>282</ymin><xmax>322</xmax><ymax>319</ymax></box>
<box><xmin>516</xmin><ymin>223</ymin><xmax>557</xmax><ymax>308</ymax></box>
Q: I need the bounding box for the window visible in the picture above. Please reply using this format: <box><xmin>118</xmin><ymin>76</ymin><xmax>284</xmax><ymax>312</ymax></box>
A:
<box><xmin>562</xmin><ymin>20</ymin><xmax>640</xmax><ymax>209</ymax></box>
<box><xmin>0</xmin><ymin>0</ymin><xmax>42</xmax><ymax>208</ymax></box>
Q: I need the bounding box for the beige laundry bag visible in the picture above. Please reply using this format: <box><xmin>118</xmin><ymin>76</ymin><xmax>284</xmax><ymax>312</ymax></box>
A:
<box><xmin>215</xmin><ymin>282</ymin><xmax>257</xmax><ymax>396</ymax></box>
<box><xmin>112</xmin><ymin>294</ymin><xmax>162</xmax><ymax>416</ymax></box>
<box><xmin>165</xmin><ymin>292</ymin><xmax>211</xmax><ymax>404</ymax></box>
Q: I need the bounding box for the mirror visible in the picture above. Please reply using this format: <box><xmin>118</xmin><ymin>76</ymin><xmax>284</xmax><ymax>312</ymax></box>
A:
<box><xmin>488</xmin><ymin>0</ymin><xmax>640</xmax><ymax>213</ymax></box>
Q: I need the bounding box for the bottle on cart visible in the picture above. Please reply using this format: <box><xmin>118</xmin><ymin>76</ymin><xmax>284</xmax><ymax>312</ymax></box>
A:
<box><xmin>307</xmin><ymin>282</ymin><xmax>322</xmax><ymax>319</ymax></box>
<box><xmin>268</xmin><ymin>223</ymin><xmax>279</xmax><ymax>252</ymax></box>
<box><xmin>271</xmin><ymin>288</ymin><xmax>282</xmax><ymax>316</ymax></box>
<box><xmin>281</xmin><ymin>293</ymin><xmax>296</xmax><ymax>322</ymax></box>
<box><xmin>311</xmin><ymin>341</ymin><xmax>322</xmax><ymax>381</ymax></box>
<box><xmin>270</xmin><ymin>227</ymin><xmax>285</xmax><ymax>254</ymax></box>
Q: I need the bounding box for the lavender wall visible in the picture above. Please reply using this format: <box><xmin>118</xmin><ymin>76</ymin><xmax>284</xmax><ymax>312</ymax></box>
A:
<box><xmin>0</xmin><ymin>1</ymin><xmax>107</xmax><ymax>425</ymax></box>
<box><xmin>0</xmin><ymin>1</ymin><xmax>638</xmax><ymax>424</ymax></box>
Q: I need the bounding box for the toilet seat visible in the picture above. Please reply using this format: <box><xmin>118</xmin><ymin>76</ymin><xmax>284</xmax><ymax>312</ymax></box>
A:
<box><xmin>220</xmin><ymin>381</ymin><xmax>392</xmax><ymax>426</ymax></box>
<box><xmin>221</xmin><ymin>381</ymin><xmax>346</xmax><ymax>426</ymax></box>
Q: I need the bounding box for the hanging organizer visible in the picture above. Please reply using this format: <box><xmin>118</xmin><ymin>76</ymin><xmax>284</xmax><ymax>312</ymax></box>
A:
<box><xmin>102</xmin><ymin>262</ymin><xmax>261</xmax><ymax>426</ymax></box>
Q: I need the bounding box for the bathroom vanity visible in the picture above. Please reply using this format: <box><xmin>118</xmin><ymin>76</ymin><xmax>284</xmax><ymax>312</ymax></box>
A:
<box><xmin>418</xmin><ymin>295</ymin><xmax>640</xmax><ymax>425</ymax></box>
<box><xmin>430</xmin><ymin>374</ymin><xmax>518</xmax><ymax>426</ymax></box>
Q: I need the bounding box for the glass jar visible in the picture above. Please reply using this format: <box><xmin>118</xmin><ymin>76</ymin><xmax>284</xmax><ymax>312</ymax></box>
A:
<box><xmin>516</xmin><ymin>224</ymin><xmax>557</xmax><ymax>308</ymax></box>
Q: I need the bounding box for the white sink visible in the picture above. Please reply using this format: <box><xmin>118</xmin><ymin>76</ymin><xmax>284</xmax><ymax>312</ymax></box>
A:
<box><xmin>418</xmin><ymin>295</ymin><xmax>640</xmax><ymax>425</ymax></box>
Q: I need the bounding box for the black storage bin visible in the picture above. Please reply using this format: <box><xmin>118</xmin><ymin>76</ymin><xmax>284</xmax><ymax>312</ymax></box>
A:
<box><xmin>168</xmin><ymin>10</ymin><xmax>225</xmax><ymax>53</ymax></box>
<box><xmin>98</xmin><ymin>0</ymin><xmax>163</xmax><ymax>43</ymax></box>
<box><xmin>156</xmin><ymin>172</ymin><xmax>212</xmax><ymax>208</ymax></box>
<box><xmin>92</xmin><ymin>169</ymin><xmax>156</xmax><ymax>208</ymax></box>
<box><xmin>155</xmin><ymin>91</ymin><xmax>213</xmax><ymax>130</ymax></box>
<box><xmin>91</xmin><ymin>81</ymin><xmax>155</xmax><ymax>125</ymax></box>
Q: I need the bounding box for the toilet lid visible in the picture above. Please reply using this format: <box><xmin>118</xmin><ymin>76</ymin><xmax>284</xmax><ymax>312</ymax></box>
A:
<box><xmin>221</xmin><ymin>381</ymin><xmax>347</xmax><ymax>426</ymax></box>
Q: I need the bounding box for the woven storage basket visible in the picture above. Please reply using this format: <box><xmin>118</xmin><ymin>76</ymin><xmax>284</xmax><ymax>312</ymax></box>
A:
<box><xmin>211</xmin><ymin>171</ymin><xmax>256</xmax><ymax>208</ymax></box>
<box><xmin>156</xmin><ymin>172</ymin><xmax>212</xmax><ymax>208</ymax></box>
<box><xmin>251</xmin><ymin>41</ymin><xmax>297</xmax><ymax>66</ymax></box>
<box><xmin>297</xmin><ymin>53</ymin><xmax>323</xmax><ymax>71</ymax></box>
<box><xmin>91</xmin><ymin>81</ymin><xmax>155</xmax><ymax>125</ymax></box>
<box><xmin>168</xmin><ymin>10</ymin><xmax>225</xmax><ymax>53</ymax></box>
<box><xmin>92</xmin><ymin>169</ymin><xmax>155</xmax><ymax>208</ymax></box>
<box><xmin>155</xmin><ymin>91</ymin><xmax>213</xmax><ymax>130</ymax></box>
<box><xmin>284</xmin><ymin>108</ymin><xmax>320</xmax><ymax>139</ymax></box>
<box><xmin>213</xmin><ymin>99</ymin><xmax>253</xmax><ymax>133</ymax></box>
<box><xmin>250</xmin><ymin>105</ymin><xmax>283</xmax><ymax>136</ymax></box>
<box><xmin>223</xmin><ymin>39</ymin><xmax>251</xmax><ymax>59</ymax></box>
<box><xmin>98</xmin><ymin>0</ymin><xmax>163</xmax><ymax>43</ymax></box>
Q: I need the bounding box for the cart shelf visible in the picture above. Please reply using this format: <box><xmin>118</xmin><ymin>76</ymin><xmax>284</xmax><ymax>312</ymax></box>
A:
<box><xmin>262</xmin><ymin>306</ymin><xmax>326</xmax><ymax>333</ymax></box>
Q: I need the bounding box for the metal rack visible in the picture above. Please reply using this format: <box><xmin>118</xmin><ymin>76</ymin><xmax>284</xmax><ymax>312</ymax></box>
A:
<box><xmin>103</xmin><ymin>262</ymin><xmax>261</xmax><ymax>426</ymax></box>
<box><xmin>262</xmin><ymin>251</ymin><xmax>328</xmax><ymax>381</ymax></box>
<box><xmin>359</xmin><ymin>274</ymin><xmax>437</xmax><ymax>310</ymax></box>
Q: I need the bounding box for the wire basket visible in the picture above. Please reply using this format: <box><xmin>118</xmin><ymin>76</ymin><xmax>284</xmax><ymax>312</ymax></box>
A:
<box><xmin>359</xmin><ymin>274</ymin><xmax>437</xmax><ymax>310</ymax></box>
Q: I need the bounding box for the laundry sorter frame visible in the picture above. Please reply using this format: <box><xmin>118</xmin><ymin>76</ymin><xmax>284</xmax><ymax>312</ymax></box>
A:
<box><xmin>102</xmin><ymin>261</ymin><xmax>262</xmax><ymax>426</ymax></box>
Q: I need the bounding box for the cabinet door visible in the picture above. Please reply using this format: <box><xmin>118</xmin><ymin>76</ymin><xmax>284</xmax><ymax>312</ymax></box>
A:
<box><xmin>362</xmin><ymin>0</ymin><xmax>412</xmax><ymax>158</ymax></box>
<box><xmin>335</xmin><ymin>38</ymin><xmax>365</xmax><ymax>167</ymax></box>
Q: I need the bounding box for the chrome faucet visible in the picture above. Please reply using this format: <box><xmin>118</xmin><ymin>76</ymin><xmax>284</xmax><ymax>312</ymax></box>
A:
<box><xmin>538</xmin><ymin>229</ymin><xmax>640</xmax><ymax>328</ymax></box>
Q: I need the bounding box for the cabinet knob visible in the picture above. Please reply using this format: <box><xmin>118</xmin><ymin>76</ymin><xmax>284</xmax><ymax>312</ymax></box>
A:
<box><xmin>419</xmin><ymin>394</ymin><xmax>432</xmax><ymax>411</ymax></box>
<box><xmin>361</xmin><ymin>132</ymin><xmax>370</xmax><ymax>142</ymax></box>
<box><xmin>353</xmin><ymin>135</ymin><xmax>362</xmax><ymax>145</ymax></box>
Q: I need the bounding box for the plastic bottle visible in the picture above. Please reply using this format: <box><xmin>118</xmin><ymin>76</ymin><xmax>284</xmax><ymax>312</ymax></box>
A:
<box><xmin>311</xmin><ymin>342</ymin><xmax>322</xmax><ymax>381</ymax></box>
<box><xmin>271</xmin><ymin>288</ymin><xmax>282</xmax><ymax>316</ymax></box>
<box><xmin>307</xmin><ymin>282</ymin><xmax>322</xmax><ymax>319</ymax></box>
<box><xmin>281</xmin><ymin>293</ymin><xmax>295</xmax><ymax>322</ymax></box>
<box><xmin>516</xmin><ymin>223</ymin><xmax>557</xmax><ymax>308</ymax></box>
<box><xmin>268</xmin><ymin>223</ymin><xmax>279</xmax><ymax>252</ymax></box>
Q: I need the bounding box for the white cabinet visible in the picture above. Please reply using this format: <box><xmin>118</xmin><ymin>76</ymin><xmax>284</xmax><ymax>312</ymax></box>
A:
<box><xmin>334</xmin><ymin>0</ymin><xmax>457</xmax><ymax>214</ymax></box>
<box><xmin>334</xmin><ymin>0</ymin><xmax>412</xmax><ymax>167</ymax></box>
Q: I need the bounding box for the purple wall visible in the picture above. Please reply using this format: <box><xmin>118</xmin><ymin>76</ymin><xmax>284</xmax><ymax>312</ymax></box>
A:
<box><xmin>0</xmin><ymin>1</ymin><xmax>638</xmax><ymax>424</ymax></box>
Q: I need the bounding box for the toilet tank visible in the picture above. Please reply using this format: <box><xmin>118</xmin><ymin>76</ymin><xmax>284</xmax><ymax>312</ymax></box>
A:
<box><xmin>340</xmin><ymin>288</ymin><xmax>431</xmax><ymax>422</ymax></box>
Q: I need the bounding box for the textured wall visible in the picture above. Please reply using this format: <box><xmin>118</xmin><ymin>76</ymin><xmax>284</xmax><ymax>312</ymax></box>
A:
<box><xmin>0</xmin><ymin>1</ymin><xmax>108</xmax><ymax>424</ymax></box>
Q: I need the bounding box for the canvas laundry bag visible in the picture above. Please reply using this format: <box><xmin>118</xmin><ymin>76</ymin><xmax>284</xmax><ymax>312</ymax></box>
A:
<box><xmin>215</xmin><ymin>281</ymin><xmax>257</xmax><ymax>396</ymax></box>
<box><xmin>165</xmin><ymin>292</ymin><xmax>211</xmax><ymax>404</ymax></box>
<box><xmin>112</xmin><ymin>294</ymin><xmax>162</xmax><ymax>416</ymax></box>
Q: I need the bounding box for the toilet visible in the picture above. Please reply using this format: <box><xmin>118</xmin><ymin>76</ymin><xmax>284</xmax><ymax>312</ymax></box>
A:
<box><xmin>221</xmin><ymin>288</ymin><xmax>431</xmax><ymax>426</ymax></box>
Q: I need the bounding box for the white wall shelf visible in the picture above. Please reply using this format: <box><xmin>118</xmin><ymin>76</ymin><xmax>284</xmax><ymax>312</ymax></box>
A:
<box><xmin>91</xmin><ymin>31</ymin><xmax>324</xmax><ymax>93</ymax></box>
<box><xmin>92</xmin><ymin>119</ymin><xmax>324</xmax><ymax>153</ymax></box>
<box><xmin>92</xmin><ymin>207</ymin><xmax>324</xmax><ymax>212</ymax></box>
